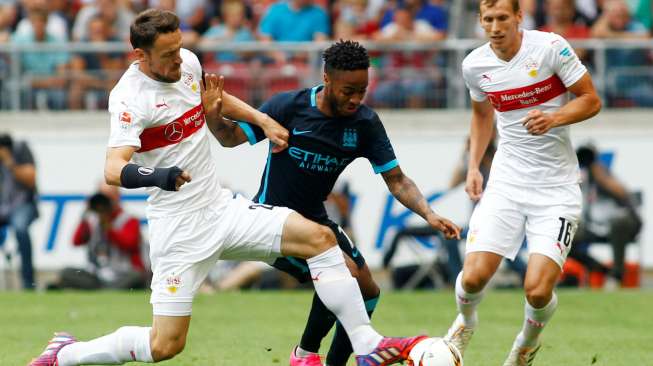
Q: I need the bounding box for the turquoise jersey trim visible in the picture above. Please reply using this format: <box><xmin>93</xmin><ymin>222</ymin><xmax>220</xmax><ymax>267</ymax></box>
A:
<box><xmin>258</xmin><ymin>144</ymin><xmax>273</xmax><ymax>203</ymax></box>
<box><xmin>237</xmin><ymin>121</ymin><xmax>257</xmax><ymax>145</ymax></box>
<box><xmin>310</xmin><ymin>85</ymin><xmax>322</xmax><ymax>107</ymax></box>
<box><xmin>365</xmin><ymin>296</ymin><xmax>380</xmax><ymax>312</ymax></box>
<box><xmin>372</xmin><ymin>159</ymin><xmax>398</xmax><ymax>174</ymax></box>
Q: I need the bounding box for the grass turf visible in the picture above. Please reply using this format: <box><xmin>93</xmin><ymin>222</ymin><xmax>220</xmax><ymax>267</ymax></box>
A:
<box><xmin>1</xmin><ymin>289</ymin><xmax>651</xmax><ymax>365</ymax></box>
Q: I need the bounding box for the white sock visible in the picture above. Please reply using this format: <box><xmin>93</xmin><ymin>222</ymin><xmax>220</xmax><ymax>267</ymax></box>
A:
<box><xmin>57</xmin><ymin>326</ymin><xmax>153</xmax><ymax>365</ymax></box>
<box><xmin>515</xmin><ymin>293</ymin><xmax>558</xmax><ymax>348</ymax></box>
<box><xmin>306</xmin><ymin>245</ymin><xmax>382</xmax><ymax>355</ymax></box>
<box><xmin>455</xmin><ymin>272</ymin><xmax>484</xmax><ymax>328</ymax></box>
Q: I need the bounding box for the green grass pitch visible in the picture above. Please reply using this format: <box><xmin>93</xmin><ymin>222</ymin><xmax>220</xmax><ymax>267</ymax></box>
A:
<box><xmin>2</xmin><ymin>290</ymin><xmax>651</xmax><ymax>365</ymax></box>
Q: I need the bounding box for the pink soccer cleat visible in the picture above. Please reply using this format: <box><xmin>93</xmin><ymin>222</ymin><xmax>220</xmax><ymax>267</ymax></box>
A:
<box><xmin>289</xmin><ymin>346</ymin><xmax>324</xmax><ymax>366</ymax></box>
<box><xmin>28</xmin><ymin>332</ymin><xmax>77</xmax><ymax>366</ymax></box>
<box><xmin>355</xmin><ymin>335</ymin><xmax>428</xmax><ymax>366</ymax></box>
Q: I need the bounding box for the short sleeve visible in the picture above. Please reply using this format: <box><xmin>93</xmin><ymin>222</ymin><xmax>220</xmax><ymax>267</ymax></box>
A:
<box><xmin>237</xmin><ymin>121</ymin><xmax>265</xmax><ymax>145</ymax></box>
<box><xmin>237</xmin><ymin>92</ymin><xmax>293</xmax><ymax>145</ymax></box>
<box><xmin>361</xmin><ymin>113</ymin><xmax>398</xmax><ymax>174</ymax></box>
<box><xmin>107</xmin><ymin>92</ymin><xmax>148</xmax><ymax>149</ymax></box>
<box><xmin>462</xmin><ymin>61</ymin><xmax>487</xmax><ymax>102</ymax></box>
<box><xmin>549</xmin><ymin>34</ymin><xmax>587</xmax><ymax>87</ymax></box>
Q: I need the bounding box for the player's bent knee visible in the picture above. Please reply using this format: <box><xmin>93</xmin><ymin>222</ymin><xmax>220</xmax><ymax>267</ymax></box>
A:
<box><xmin>461</xmin><ymin>272</ymin><xmax>489</xmax><ymax>293</ymax></box>
<box><xmin>150</xmin><ymin>336</ymin><xmax>186</xmax><ymax>361</ymax></box>
<box><xmin>524</xmin><ymin>285</ymin><xmax>553</xmax><ymax>308</ymax></box>
<box><xmin>310</xmin><ymin>225</ymin><xmax>337</xmax><ymax>253</ymax></box>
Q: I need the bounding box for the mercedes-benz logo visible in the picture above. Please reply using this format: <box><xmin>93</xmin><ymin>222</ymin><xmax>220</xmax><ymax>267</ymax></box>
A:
<box><xmin>165</xmin><ymin>122</ymin><xmax>184</xmax><ymax>142</ymax></box>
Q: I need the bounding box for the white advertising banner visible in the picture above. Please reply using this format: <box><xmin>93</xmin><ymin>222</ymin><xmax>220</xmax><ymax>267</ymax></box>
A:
<box><xmin>0</xmin><ymin>111</ymin><xmax>651</xmax><ymax>271</ymax></box>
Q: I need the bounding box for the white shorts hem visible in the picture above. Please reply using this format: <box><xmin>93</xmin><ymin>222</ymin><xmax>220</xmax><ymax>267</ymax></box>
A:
<box><xmin>152</xmin><ymin>301</ymin><xmax>193</xmax><ymax>317</ymax></box>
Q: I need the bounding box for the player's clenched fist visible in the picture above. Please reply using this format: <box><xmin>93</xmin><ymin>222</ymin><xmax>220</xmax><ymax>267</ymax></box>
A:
<box><xmin>260</xmin><ymin>114</ymin><xmax>289</xmax><ymax>153</ymax></box>
<box><xmin>175</xmin><ymin>170</ymin><xmax>192</xmax><ymax>191</ymax></box>
<box><xmin>523</xmin><ymin>109</ymin><xmax>557</xmax><ymax>135</ymax></box>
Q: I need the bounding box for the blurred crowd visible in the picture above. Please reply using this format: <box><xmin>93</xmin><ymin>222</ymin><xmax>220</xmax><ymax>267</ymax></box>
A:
<box><xmin>0</xmin><ymin>0</ymin><xmax>652</xmax><ymax>110</ymax></box>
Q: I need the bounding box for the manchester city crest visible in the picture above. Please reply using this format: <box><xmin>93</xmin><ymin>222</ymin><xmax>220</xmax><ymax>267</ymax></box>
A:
<box><xmin>342</xmin><ymin>128</ymin><xmax>357</xmax><ymax>149</ymax></box>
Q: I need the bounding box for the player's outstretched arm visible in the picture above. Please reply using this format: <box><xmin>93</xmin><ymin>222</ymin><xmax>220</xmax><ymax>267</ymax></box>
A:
<box><xmin>202</xmin><ymin>72</ymin><xmax>288</xmax><ymax>152</ymax></box>
<box><xmin>382</xmin><ymin>166</ymin><xmax>461</xmax><ymax>239</ymax></box>
<box><xmin>201</xmin><ymin>74</ymin><xmax>249</xmax><ymax>147</ymax></box>
<box><xmin>523</xmin><ymin>72</ymin><xmax>601</xmax><ymax>135</ymax></box>
<box><xmin>104</xmin><ymin>146</ymin><xmax>191</xmax><ymax>191</ymax></box>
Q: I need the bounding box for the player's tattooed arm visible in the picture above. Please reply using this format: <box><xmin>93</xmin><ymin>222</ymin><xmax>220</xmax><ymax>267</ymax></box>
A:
<box><xmin>207</xmin><ymin>117</ymin><xmax>248</xmax><ymax>147</ymax></box>
<box><xmin>382</xmin><ymin>166</ymin><xmax>461</xmax><ymax>239</ymax></box>
<box><xmin>201</xmin><ymin>73</ymin><xmax>249</xmax><ymax>147</ymax></box>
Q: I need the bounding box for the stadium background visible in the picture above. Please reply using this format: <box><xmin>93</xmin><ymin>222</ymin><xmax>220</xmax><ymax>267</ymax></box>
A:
<box><xmin>0</xmin><ymin>0</ymin><xmax>652</xmax><ymax>364</ymax></box>
<box><xmin>0</xmin><ymin>0</ymin><xmax>653</xmax><ymax>366</ymax></box>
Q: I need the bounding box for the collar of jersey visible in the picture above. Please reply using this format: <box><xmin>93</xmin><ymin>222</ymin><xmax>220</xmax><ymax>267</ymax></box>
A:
<box><xmin>310</xmin><ymin>84</ymin><xmax>324</xmax><ymax>107</ymax></box>
<box><xmin>489</xmin><ymin>28</ymin><xmax>528</xmax><ymax>65</ymax></box>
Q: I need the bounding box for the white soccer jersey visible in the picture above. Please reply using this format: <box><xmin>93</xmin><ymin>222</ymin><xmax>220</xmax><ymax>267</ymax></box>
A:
<box><xmin>462</xmin><ymin>29</ymin><xmax>588</xmax><ymax>187</ymax></box>
<box><xmin>107</xmin><ymin>48</ymin><xmax>228</xmax><ymax>218</ymax></box>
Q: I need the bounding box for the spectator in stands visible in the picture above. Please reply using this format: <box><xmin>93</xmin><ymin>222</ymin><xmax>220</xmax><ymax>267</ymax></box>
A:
<box><xmin>539</xmin><ymin>0</ymin><xmax>591</xmax><ymax>60</ymax></box>
<box><xmin>202</xmin><ymin>0</ymin><xmax>255</xmax><ymax>63</ymax></box>
<box><xmin>591</xmin><ymin>0</ymin><xmax>653</xmax><ymax>106</ymax></box>
<box><xmin>14</xmin><ymin>0</ymin><xmax>68</xmax><ymax>41</ymax></box>
<box><xmin>591</xmin><ymin>0</ymin><xmax>650</xmax><ymax>38</ymax></box>
<box><xmin>258</xmin><ymin>0</ymin><xmax>329</xmax><ymax>61</ymax></box>
<box><xmin>72</xmin><ymin>0</ymin><xmax>135</xmax><ymax>41</ymax></box>
<box><xmin>574</xmin><ymin>0</ymin><xmax>602</xmax><ymax>25</ymax></box>
<box><xmin>571</xmin><ymin>144</ymin><xmax>642</xmax><ymax>289</ymax></box>
<box><xmin>627</xmin><ymin>0</ymin><xmax>651</xmax><ymax>30</ymax></box>
<box><xmin>68</xmin><ymin>15</ymin><xmax>124</xmax><ymax>109</ymax></box>
<box><xmin>259</xmin><ymin>0</ymin><xmax>329</xmax><ymax>42</ymax></box>
<box><xmin>333</xmin><ymin>0</ymin><xmax>384</xmax><ymax>40</ymax></box>
<box><xmin>379</xmin><ymin>0</ymin><xmax>448</xmax><ymax>32</ymax></box>
<box><xmin>52</xmin><ymin>190</ymin><xmax>147</xmax><ymax>290</ymax></box>
<box><xmin>0</xmin><ymin>0</ymin><xmax>17</xmax><ymax>42</ymax></box>
<box><xmin>540</xmin><ymin>0</ymin><xmax>591</xmax><ymax>38</ymax></box>
<box><xmin>11</xmin><ymin>8</ymin><xmax>69</xmax><ymax>110</ymax></box>
<box><xmin>154</xmin><ymin>0</ymin><xmax>200</xmax><ymax>46</ymax></box>
<box><xmin>372</xmin><ymin>6</ymin><xmax>444</xmax><ymax>108</ymax></box>
<box><xmin>0</xmin><ymin>133</ymin><xmax>38</xmax><ymax>289</ymax></box>
<box><xmin>149</xmin><ymin>0</ymin><xmax>208</xmax><ymax>34</ymax></box>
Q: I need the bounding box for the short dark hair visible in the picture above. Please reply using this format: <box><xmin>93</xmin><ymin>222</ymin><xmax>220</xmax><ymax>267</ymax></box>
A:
<box><xmin>323</xmin><ymin>40</ymin><xmax>370</xmax><ymax>74</ymax></box>
<box><xmin>130</xmin><ymin>9</ymin><xmax>179</xmax><ymax>50</ymax></box>
<box><xmin>88</xmin><ymin>193</ymin><xmax>113</xmax><ymax>213</ymax></box>
<box><xmin>480</xmin><ymin>0</ymin><xmax>520</xmax><ymax>13</ymax></box>
<box><xmin>0</xmin><ymin>134</ymin><xmax>13</xmax><ymax>149</ymax></box>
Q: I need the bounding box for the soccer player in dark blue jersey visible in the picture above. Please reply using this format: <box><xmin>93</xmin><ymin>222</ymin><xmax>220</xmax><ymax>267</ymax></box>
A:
<box><xmin>210</xmin><ymin>40</ymin><xmax>461</xmax><ymax>366</ymax></box>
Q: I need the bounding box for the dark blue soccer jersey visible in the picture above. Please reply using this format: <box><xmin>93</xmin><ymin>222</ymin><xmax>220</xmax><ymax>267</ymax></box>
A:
<box><xmin>239</xmin><ymin>85</ymin><xmax>398</xmax><ymax>222</ymax></box>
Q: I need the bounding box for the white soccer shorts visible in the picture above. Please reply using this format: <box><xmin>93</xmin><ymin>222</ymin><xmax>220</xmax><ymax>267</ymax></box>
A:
<box><xmin>148</xmin><ymin>193</ymin><xmax>293</xmax><ymax>316</ymax></box>
<box><xmin>465</xmin><ymin>182</ymin><xmax>582</xmax><ymax>268</ymax></box>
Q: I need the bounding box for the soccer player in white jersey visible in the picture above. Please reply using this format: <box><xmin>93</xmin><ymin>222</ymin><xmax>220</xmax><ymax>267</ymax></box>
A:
<box><xmin>29</xmin><ymin>9</ymin><xmax>427</xmax><ymax>366</ymax></box>
<box><xmin>442</xmin><ymin>0</ymin><xmax>601</xmax><ymax>365</ymax></box>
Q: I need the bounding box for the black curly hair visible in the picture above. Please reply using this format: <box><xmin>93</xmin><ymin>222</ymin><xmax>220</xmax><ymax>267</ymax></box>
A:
<box><xmin>323</xmin><ymin>40</ymin><xmax>370</xmax><ymax>74</ymax></box>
